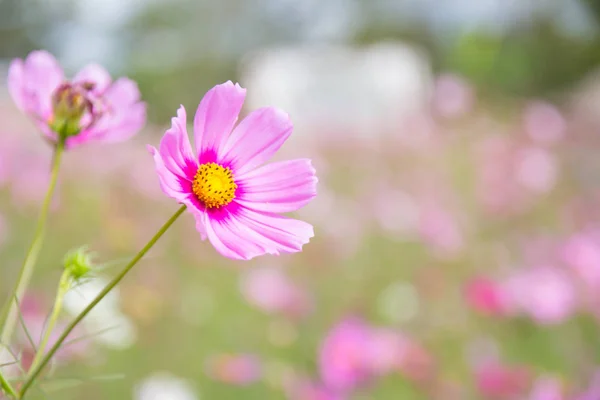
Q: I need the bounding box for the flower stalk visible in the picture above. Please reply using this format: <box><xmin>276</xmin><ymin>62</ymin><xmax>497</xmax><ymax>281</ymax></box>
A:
<box><xmin>0</xmin><ymin>140</ymin><xmax>65</xmax><ymax>350</ymax></box>
<box><xmin>26</xmin><ymin>270</ymin><xmax>70</xmax><ymax>376</ymax></box>
<box><xmin>19</xmin><ymin>205</ymin><xmax>186</xmax><ymax>398</ymax></box>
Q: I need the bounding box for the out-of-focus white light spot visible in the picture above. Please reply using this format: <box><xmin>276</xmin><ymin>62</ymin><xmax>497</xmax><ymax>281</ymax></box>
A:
<box><xmin>135</xmin><ymin>372</ymin><xmax>199</xmax><ymax>400</ymax></box>
<box><xmin>377</xmin><ymin>282</ymin><xmax>419</xmax><ymax>323</ymax></box>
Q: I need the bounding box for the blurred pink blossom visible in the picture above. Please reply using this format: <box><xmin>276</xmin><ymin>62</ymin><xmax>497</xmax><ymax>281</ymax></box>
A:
<box><xmin>432</xmin><ymin>73</ymin><xmax>475</xmax><ymax>119</ymax></box>
<box><xmin>474</xmin><ymin>137</ymin><xmax>557</xmax><ymax>215</ymax></box>
<box><xmin>319</xmin><ymin>318</ymin><xmax>371</xmax><ymax>393</ymax></box>
<box><xmin>8</xmin><ymin>50</ymin><xmax>146</xmax><ymax>149</ymax></box>
<box><xmin>205</xmin><ymin>353</ymin><xmax>262</xmax><ymax>386</ymax></box>
<box><xmin>562</xmin><ymin>233</ymin><xmax>600</xmax><ymax>290</ymax></box>
<box><xmin>241</xmin><ymin>267</ymin><xmax>312</xmax><ymax>319</ymax></box>
<box><xmin>465</xmin><ymin>277</ymin><xmax>510</xmax><ymax>316</ymax></box>
<box><xmin>474</xmin><ymin>361</ymin><xmax>531</xmax><ymax>399</ymax></box>
<box><xmin>528</xmin><ymin>376</ymin><xmax>564</xmax><ymax>400</ymax></box>
<box><xmin>523</xmin><ymin>101</ymin><xmax>566</xmax><ymax>145</ymax></box>
<box><xmin>363</xmin><ymin>328</ymin><xmax>408</xmax><ymax>376</ymax></box>
<box><xmin>418</xmin><ymin>202</ymin><xmax>464</xmax><ymax>258</ymax></box>
<box><xmin>505</xmin><ymin>266</ymin><xmax>576</xmax><ymax>325</ymax></box>
<box><xmin>514</xmin><ymin>147</ymin><xmax>558</xmax><ymax>194</ymax></box>
<box><xmin>319</xmin><ymin>318</ymin><xmax>413</xmax><ymax>393</ymax></box>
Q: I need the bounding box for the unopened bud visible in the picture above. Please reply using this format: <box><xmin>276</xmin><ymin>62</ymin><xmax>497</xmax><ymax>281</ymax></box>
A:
<box><xmin>49</xmin><ymin>83</ymin><xmax>94</xmax><ymax>139</ymax></box>
<box><xmin>63</xmin><ymin>246</ymin><xmax>95</xmax><ymax>283</ymax></box>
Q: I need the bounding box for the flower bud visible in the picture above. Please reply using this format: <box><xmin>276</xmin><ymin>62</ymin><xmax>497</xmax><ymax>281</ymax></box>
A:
<box><xmin>49</xmin><ymin>83</ymin><xmax>96</xmax><ymax>139</ymax></box>
<box><xmin>63</xmin><ymin>246</ymin><xmax>95</xmax><ymax>283</ymax></box>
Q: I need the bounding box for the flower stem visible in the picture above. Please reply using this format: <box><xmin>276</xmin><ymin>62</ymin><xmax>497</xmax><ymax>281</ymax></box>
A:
<box><xmin>0</xmin><ymin>141</ymin><xmax>65</xmax><ymax>350</ymax></box>
<box><xmin>27</xmin><ymin>271</ymin><xmax>70</xmax><ymax>375</ymax></box>
<box><xmin>19</xmin><ymin>205</ymin><xmax>187</xmax><ymax>398</ymax></box>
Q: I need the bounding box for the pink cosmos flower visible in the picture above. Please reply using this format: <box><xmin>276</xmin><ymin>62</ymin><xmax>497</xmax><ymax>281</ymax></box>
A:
<box><xmin>432</xmin><ymin>73</ymin><xmax>474</xmax><ymax>119</ymax></box>
<box><xmin>528</xmin><ymin>376</ymin><xmax>564</xmax><ymax>400</ymax></box>
<box><xmin>319</xmin><ymin>318</ymin><xmax>371</xmax><ymax>393</ymax></box>
<box><xmin>562</xmin><ymin>233</ymin><xmax>600</xmax><ymax>290</ymax></box>
<box><xmin>149</xmin><ymin>81</ymin><xmax>317</xmax><ymax>260</ymax></box>
<box><xmin>8</xmin><ymin>50</ymin><xmax>146</xmax><ymax>149</ymax></box>
<box><xmin>504</xmin><ymin>266</ymin><xmax>576</xmax><ymax>325</ymax></box>
<box><xmin>465</xmin><ymin>277</ymin><xmax>510</xmax><ymax>317</ymax></box>
<box><xmin>474</xmin><ymin>361</ymin><xmax>531</xmax><ymax>399</ymax></box>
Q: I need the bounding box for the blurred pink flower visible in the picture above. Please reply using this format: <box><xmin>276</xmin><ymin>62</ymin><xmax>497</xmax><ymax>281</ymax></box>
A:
<box><xmin>475</xmin><ymin>361</ymin><xmax>531</xmax><ymax>399</ymax></box>
<box><xmin>319</xmin><ymin>318</ymin><xmax>410</xmax><ymax>393</ymax></box>
<box><xmin>241</xmin><ymin>267</ymin><xmax>312</xmax><ymax>318</ymax></box>
<box><xmin>432</xmin><ymin>73</ymin><xmax>475</xmax><ymax>119</ymax></box>
<box><xmin>363</xmin><ymin>328</ymin><xmax>408</xmax><ymax>376</ymax></box>
<box><xmin>474</xmin><ymin>137</ymin><xmax>556</xmax><ymax>215</ymax></box>
<box><xmin>8</xmin><ymin>50</ymin><xmax>146</xmax><ymax>149</ymax></box>
<box><xmin>465</xmin><ymin>277</ymin><xmax>510</xmax><ymax>316</ymax></box>
<box><xmin>319</xmin><ymin>318</ymin><xmax>371</xmax><ymax>393</ymax></box>
<box><xmin>205</xmin><ymin>353</ymin><xmax>262</xmax><ymax>386</ymax></box>
<box><xmin>514</xmin><ymin>147</ymin><xmax>558</xmax><ymax>194</ymax></box>
<box><xmin>505</xmin><ymin>266</ymin><xmax>576</xmax><ymax>325</ymax></box>
<box><xmin>149</xmin><ymin>81</ymin><xmax>316</xmax><ymax>260</ymax></box>
<box><xmin>523</xmin><ymin>101</ymin><xmax>566</xmax><ymax>145</ymax></box>
<box><xmin>562</xmin><ymin>233</ymin><xmax>600</xmax><ymax>290</ymax></box>
<box><xmin>418</xmin><ymin>202</ymin><xmax>464</xmax><ymax>258</ymax></box>
<box><xmin>528</xmin><ymin>376</ymin><xmax>564</xmax><ymax>400</ymax></box>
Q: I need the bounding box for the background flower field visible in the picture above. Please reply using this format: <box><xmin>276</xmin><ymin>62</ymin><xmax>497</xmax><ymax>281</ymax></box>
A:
<box><xmin>2</xmin><ymin>0</ymin><xmax>600</xmax><ymax>399</ymax></box>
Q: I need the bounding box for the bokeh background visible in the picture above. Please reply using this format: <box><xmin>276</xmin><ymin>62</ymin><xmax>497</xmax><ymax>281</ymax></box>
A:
<box><xmin>2</xmin><ymin>0</ymin><xmax>600</xmax><ymax>399</ymax></box>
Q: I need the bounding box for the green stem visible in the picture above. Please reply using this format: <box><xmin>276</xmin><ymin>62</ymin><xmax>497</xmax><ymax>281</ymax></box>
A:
<box><xmin>0</xmin><ymin>367</ymin><xmax>18</xmax><ymax>399</ymax></box>
<box><xmin>27</xmin><ymin>271</ymin><xmax>70</xmax><ymax>375</ymax></box>
<box><xmin>0</xmin><ymin>142</ymin><xmax>65</xmax><ymax>347</ymax></box>
<box><xmin>19</xmin><ymin>205</ymin><xmax>186</xmax><ymax>398</ymax></box>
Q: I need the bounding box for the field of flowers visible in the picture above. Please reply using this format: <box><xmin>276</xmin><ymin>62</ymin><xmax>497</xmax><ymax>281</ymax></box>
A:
<box><xmin>2</xmin><ymin>55</ymin><xmax>600</xmax><ymax>400</ymax></box>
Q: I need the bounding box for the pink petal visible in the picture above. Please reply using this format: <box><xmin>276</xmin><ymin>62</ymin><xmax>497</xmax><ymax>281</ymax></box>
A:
<box><xmin>104</xmin><ymin>77</ymin><xmax>142</xmax><ymax>108</ymax></box>
<box><xmin>147</xmin><ymin>145</ymin><xmax>191</xmax><ymax>203</ymax></box>
<box><xmin>73</xmin><ymin>63</ymin><xmax>112</xmax><ymax>93</ymax></box>
<box><xmin>7</xmin><ymin>59</ymin><xmax>26</xmax><ymax>111</ymax></box>
<box><xmin>80</xmin><ymin>78</ymin><xmax>146</xmax><ymax>146</ymax></box>
<box><xmin>158</xmin><ymin>106</ymin><xmax>196</xmax><ymax>178</ymax></box>
<box><xmin>22</xmin><ymin>51</ymin><xmax>64</xmax><ymax>118</ymax></box>
<box><xmin>235</xmin><ymin>159</ymin><xmax>318</xmax><ymax>213</ymax></box>
<box><xmin>193</xmin><ymin>81</ymin><xmax>246</xmax><ymax>163</ymax></box>
<box><xmin>220</xmin><ymin>107</ymin><xmax>293</xmax><ymax>176</ymax></box>
<box><xmin>204</xmin><ymin>210</ymin><xmax>267</xmax><ymax>260</ymax></box>
<box><xmin>200</xmin><ymin>205</ymin><xmax>313</xmax><ymax>260</ymax></box>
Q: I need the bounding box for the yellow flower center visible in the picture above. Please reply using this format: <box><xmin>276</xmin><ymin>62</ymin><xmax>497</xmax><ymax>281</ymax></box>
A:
<box><xmin>192</xmin><ymin>162</ymin><xmax>237</xmax><ymax>209</ymax></box>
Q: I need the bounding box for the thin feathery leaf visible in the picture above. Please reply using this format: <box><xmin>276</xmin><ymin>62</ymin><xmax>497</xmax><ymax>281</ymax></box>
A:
<box><xmin>38</xmin><ymin>305</ymin><xmax>54</xmax><ymax>345</ymax></box>
<box><xmin>40</xmin><ymin>373</ymin><xmax>126</xmax><ymax>392</ymax></box>
<box><xmin>1</xmin><ymin>346</ymin><xmax>22</xmax><ymax>371</ymax></box>
<box><xmin>62</xmin><ymin>325</ymin><xmax>120</xmax><ymax>348</ymax></box>
<box><xmin>14</xmin><ymin>295</ymin><xmax>37</xmax><ymax>352</ymax></box>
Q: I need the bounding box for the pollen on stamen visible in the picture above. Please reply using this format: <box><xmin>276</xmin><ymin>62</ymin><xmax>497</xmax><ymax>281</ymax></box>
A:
<box><xmin>192</xmin><ymin>162</ymin><xmax>237</xmax><ymax>209</ymax></box>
